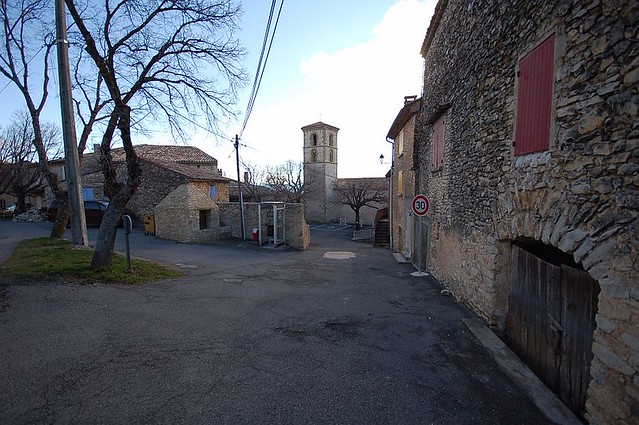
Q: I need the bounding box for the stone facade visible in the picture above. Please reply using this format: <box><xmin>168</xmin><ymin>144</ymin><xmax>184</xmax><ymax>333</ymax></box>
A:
<box><xmin>219</xmin><ymin>202</ymin><xmax>310</xmax><ymax>250</ymax></box>
<box><xmin>415</xmin><ymin>1</ymin><xmax>637</xmax><ymax>423</ymax></box>
<box><xmin>387</xmin><ymin>97</ymin><xmax>421</xmax><ymax>257</ymax></box>
<box><xmin>154</xmin><ymin>183</ymin><xmax>220</xmax><ymax>243</ymax></box>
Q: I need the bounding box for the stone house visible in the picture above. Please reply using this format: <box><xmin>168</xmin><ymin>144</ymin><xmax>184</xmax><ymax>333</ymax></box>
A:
<box><xmin>47</xmin><ymin>144</ymin><xmax>230</xmax><ymax>220</ymax></box>
<box><xmin>302</xmin><ymin>121</ymin><xmax>388</xmax><ymax>226</ymax></box>
<box><xmin>415</xmin><ymin>0</ymin><xmax>637</xmax><ymax>423</ymax></box>
<box><xmin>386</xmin><ymin>96</ymin><xmax>421</xmax><ymax>258</ymax></box>
<box><xmin>155</xmin><ymin>183</ymin><xmax>221</xmax><ymax>243</ymax></box>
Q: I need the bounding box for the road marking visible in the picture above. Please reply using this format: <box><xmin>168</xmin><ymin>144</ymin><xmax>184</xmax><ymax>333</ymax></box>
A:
<box><xmin>323</xmin><ymin>251</ymin><xmax>356</xmax><ymax>260</ymax></box>
<box><xmin>311</xmin><ymin>224</ymin><xmax>352</xmax><ymax>232</ymax></box>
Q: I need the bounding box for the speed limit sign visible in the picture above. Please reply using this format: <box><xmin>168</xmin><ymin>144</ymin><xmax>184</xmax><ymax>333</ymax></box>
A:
<box><xmin>412</xmin><ymin>194</ymin><xmax>430</xmax><ymax>216</ymax></box>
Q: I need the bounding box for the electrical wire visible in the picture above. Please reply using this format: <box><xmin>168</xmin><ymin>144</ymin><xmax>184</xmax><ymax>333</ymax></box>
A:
<box><xmin>238</xmin><ymin>0</ymin><xmax>284</xmax><ymax>139</ymax></box>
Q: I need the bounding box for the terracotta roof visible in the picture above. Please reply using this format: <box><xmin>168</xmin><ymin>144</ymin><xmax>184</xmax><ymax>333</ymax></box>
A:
<box><xmin>80</xmin><ymin>144</ymin><xmax>227</xmax><ymax>181</ymax></box>
<box><xmin>301</xmin><ymin>121</ymin><xmax>340</xmax><ymax>132</ymax></box>
<box><xmin>386</xmin><ymin>97</ymin><xmax>422</xmax><ymax>139</ymax></box>
<box><xmin>141</xmin><ymin>157</ymin><xmax>229</xmax><ymax>182</ymax></box>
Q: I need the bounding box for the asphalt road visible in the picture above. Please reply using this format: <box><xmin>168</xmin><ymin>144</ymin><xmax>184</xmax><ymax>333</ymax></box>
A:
<box><xmin>0</xmin><ymin>220</ymin><xmax>552</xmax><ymax>424</ymax></box>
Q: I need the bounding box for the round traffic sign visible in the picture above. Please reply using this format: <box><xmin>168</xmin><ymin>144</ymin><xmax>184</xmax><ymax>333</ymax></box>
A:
<box><xmin>412</xmin><ymin>194</ymin><xmax>430</xmax><ymax>216</ymax></box>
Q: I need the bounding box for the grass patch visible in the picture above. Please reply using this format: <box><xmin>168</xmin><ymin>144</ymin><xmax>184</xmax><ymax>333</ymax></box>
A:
<box><xmin>1</xmin><ymin>238</ymin><xmax>185</xmax><ymax>284</ymax></box>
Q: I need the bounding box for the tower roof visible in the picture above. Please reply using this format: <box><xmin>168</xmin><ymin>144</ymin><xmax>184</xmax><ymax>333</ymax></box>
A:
<box><xmin>301</xmin><ymin>121</ymin><xmax>340</xmax><ymax>132</ymax></box>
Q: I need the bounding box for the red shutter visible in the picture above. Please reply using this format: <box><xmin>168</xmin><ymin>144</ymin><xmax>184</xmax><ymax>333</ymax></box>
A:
<box><xmin>433</xmin><ymin>115</ymin><xmax>445</xmax><ymax>168</ymax></box>
<box><xmin>515</xmin><ymin>34</ymin><xmax>555</xmax><ymax>156</ymax></box>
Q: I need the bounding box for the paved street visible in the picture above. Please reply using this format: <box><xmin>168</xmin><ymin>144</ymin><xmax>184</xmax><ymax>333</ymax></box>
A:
<box><xmin>0</xmin><ymin>220</ymin><xmax>552</xmax><ymax>424</ymax></box>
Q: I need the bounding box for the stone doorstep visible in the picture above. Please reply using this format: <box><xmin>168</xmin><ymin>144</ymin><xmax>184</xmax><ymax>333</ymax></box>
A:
<box><xmin>462</xmin><ymin>318</ymin><xmax>581</xmax><ymax>425</ymax></box>
<box><xmin>393</xmin><ymin>252</ymin><xmax>411</xmax><ymax>264</ymax></box>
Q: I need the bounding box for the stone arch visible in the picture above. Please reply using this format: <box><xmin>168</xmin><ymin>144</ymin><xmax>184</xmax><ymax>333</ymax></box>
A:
<box><xmin>329</xmin><ymin>133</ymin><xmax>334</xmax><ymax>146</ymax></box>
<box><xmin>311</xmin><ymin>149</ymin><xmax>317</xmax><ymax>162</ymax></box>
<box><xmin>493</xmin><ymin>185</ymin><xmax>637</xmax><ymax>420</ymax></box>
<box><xmin>329</xmin><ymin>150</ymin><xmax>334</xmax><ymax>163</ymax></box>
<box><xmin>312</xmin><ymin>133</ymin><xmax>318</xmax><ymax>146</ymax></box>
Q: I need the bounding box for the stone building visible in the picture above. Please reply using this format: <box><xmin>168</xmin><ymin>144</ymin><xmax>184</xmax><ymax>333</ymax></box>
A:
<box><xmin>415</xmin><ymin>0</ymin><xmax>637</xmax><ymax>423</ymax></box>
<box><xmin>47</xmin><ymin>144</ymin><xmax>230</xmax><ymax>220</ymax></box>
<box><xmin>302</xmin><ymin>121</ymin><xmax>387</xmax><ymax>226</ymax></box>
<box><xmin>386</xmin><ymin>96</ymin><xmax>421</xmax><ymax>258</ymax></box>
<box><xmin>155</xmin><ymin>183</ymin><xmax>221</xmax><ymax>243</ymax></box>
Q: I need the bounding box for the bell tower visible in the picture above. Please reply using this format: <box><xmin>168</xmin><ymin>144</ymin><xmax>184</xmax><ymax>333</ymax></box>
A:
<box><xmin>301</xmin><ymin>121</ymin><xmax>339</xmax><ymax>223</ymax></box>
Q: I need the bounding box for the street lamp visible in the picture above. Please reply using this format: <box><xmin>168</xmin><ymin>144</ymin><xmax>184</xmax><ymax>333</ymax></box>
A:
<box><xmin>379</xmin><ymin>154</ymin><xmax>385</xmax><ymax>164</ymax></box>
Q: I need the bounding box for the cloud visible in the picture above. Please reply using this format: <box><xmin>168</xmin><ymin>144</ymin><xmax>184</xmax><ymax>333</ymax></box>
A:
<box><xmin>215</xmin><ymin>0</ymin><xmax>435</xmax><ymax>179</ymax></box>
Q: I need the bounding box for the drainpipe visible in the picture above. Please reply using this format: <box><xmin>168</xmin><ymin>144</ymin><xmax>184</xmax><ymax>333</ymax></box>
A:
<box><xmin>386</xmin><ymin>136</ymin><xmax>394</xmax><ymax>251</ymax></box>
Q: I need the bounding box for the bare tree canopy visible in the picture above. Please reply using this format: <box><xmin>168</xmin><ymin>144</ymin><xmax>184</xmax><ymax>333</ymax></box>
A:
<box><xmin>331</xmin><ymin>178</ymin><xmax>387</xmax><ymax>229</ymax></box>
<box><xmin>64</xmin><ymin>0</ymin><xmax>246</xmax><ymax>268</ymax></box>
<box><xmin>0</xmin><ymin>0</ymin><xmax>73</xmax><ymax>237</ymax></box>
<box><xmin>265</xmin><ymin>160</ymin><xmax>306</xmax><ymax>203</ymax></box>
<box><xmin>0</xmin><ymin>112</ymin><xmax>62</xmax><ymax>213</ymax></box>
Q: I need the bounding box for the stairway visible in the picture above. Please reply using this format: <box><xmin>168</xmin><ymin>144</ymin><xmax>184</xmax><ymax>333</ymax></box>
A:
<box><xmin>374</xmin><ymin>219</ymin><xmax>390</xmax><ymax>248</ymax></box>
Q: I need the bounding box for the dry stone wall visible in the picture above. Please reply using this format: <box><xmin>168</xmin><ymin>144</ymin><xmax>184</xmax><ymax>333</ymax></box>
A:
<box><xmin>219</xmin><ymin>203</ymin><xmax>310</xmax><ymax>250</ymax></box>
<box><xmin>416</xmin><ymin>1</ymin><xmax>637</xmax><ymax>423</ymax></box>
<box><xmin>154</xmin><ymin>184</ymin><xmax>220</xmax><ymax>243</ymax></box>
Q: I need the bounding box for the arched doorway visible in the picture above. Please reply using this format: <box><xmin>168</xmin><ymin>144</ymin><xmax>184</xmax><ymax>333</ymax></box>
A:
<box><xmin>506</xmin><ymin>239</ymin><xmax>600</xmax><ymax>419</ymax></box>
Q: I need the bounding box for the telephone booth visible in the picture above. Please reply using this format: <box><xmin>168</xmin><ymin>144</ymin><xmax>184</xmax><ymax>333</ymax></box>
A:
<box><xmin>257</xmin><ymin>202</ymin><xmax>286</xmax><ymax>247</ymax></box>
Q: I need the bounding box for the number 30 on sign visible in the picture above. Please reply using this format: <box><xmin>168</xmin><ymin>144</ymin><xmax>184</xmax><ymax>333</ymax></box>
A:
<box><xmin>412</xmin><ymin>194</ymin><xmax>430</xmax><ymax>216</ymax></box>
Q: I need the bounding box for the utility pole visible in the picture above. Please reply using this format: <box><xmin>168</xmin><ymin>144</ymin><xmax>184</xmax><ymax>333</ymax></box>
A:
<box><xmin>55</xmin><ymin>0</ymin><xmax>87</xmax><ymax>246</ymax></box>
<box><xmin>234</xmin><ymin>135</ymin><xmax>246</xmax><ymax>240</ymax></box>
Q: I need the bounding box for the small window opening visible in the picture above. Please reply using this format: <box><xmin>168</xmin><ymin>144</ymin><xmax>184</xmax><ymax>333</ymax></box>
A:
<box><xmin>199</xmin><ymin>210</ymin><xmax>210</xmax><ymax>230</ymax></box>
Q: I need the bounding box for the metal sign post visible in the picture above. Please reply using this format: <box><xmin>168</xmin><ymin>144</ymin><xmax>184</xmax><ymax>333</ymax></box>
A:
<box><xmin>123</xmin><ymin>215</ymin><xmax>133</xmax><ymax>271</ymax></box>
<box><xmin>411</xmin><ymin>195</ymin><xmax>430</xmax><ymax>277</ymax></box>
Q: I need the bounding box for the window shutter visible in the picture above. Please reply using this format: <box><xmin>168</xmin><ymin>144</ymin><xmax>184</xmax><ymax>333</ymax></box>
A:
<box><xmin>515</xmin><ymin>34</ymin><xmax>555</xmax><ymax>155</ymax></box>
<box><xmin>433</xmin><ymin>115</ymin><xmax>445</xmax><ymax>168</ymax></box>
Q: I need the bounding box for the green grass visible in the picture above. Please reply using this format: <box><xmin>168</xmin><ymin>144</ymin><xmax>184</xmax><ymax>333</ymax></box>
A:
<box><xmin>1</xmin><ymin>238</ymin><xmax>185</xmax><ymax>284</ymax></box>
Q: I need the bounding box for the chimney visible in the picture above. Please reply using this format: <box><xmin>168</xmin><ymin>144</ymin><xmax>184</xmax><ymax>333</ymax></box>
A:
<box><xmin>404</xmin><ymin>95</ymin><xmax>417</xmax><ymax>105</ymax></box>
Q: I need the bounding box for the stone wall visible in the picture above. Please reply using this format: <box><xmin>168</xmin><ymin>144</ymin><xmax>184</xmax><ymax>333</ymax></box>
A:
<box><xmin>154</xmin><ymin>184</ymin><xmax>220</xmax><ymax>243</ymax></box>
<box><xmin>219</xmin><ymin>202</ymin><xmax>310</xmax><ymax>250</ymax></box>
<box><xmin>416</xmin><ymin>0</ymin><xmax>637</xmax><ymax>423</ymax></box>
<box><xmin>392</xmin><ymin>113</ymin><xmax>418</xmax><ymax>255</ymax></box>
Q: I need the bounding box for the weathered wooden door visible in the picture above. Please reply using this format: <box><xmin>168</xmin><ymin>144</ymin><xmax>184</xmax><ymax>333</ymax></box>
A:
<box><xmin>506</xmin><ymin>244</ymin><xmax>599</xmax><ymax>417</ymax></box>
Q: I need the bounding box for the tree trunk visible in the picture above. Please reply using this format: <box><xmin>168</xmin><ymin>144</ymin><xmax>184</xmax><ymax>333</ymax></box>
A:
<box><xmin>91</xmin><ymin>105</ymin><xmax>140</xmax><ymax>269</ymax></box>
<box><xmin>354</xmin><ymin>208</ymin><xmax>361</xmax><ymax>230</ymax></box>
<box><xmin>51</xmin><ymin>198</ymin><xmax>70</xmax><ymax>238</ymax></box>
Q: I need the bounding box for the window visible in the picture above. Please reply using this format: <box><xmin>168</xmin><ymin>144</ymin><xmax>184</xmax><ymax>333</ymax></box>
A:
<box><xmin>82</xmin><ymin>188</ymin><xmax>95</xmax><ymax>201</ymax></box>
<box><xmin>209</xmin><ymin>185</ymin><xmax>216</xmax><ymax>198</ymax></box>
<box><xmin>515</xmin><ymin>33</ymin><xmax>555</xmax><ymax>155</ymax></box>
<box><xmin>311</xmin><ymin>149</ymin><xmax>317</xmax><ymax>162</ymax></box>
<box><xmin>397</xmin><ymin>171</ymin><xmax>403</xmax><ymax>195</ymax></box>
<box><xmin>199</xmin><ymin>210</ymin><xmax>210</xmax><ymax>230</ymax></box>
<box><xmin>433</xmin><ymin>115</ymin><xmax>445</xmax><ymax>169</ymax></box>
<box><xmin>329</xmin><ymin>150</ymin><xmax>334</xmax><ymax>162</ymax></box>
<box><xmin>312</xmin><ymin>133</ymin><xmax>318</xmax><ymax>146</ymax></box>
<box><xmin>329</xmin><ymin>134</ymin><xmax>334</xmax><ymax>146</ymax></box>
<box><xmin>397</xmin><ymin>128</ymin><xmax>404</xmax><ymax>155</ymax></box>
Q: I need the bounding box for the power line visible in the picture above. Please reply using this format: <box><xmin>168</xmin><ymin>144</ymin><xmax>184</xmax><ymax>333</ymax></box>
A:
<box><xmin>238</xmin><ymin>0</ymin><xmax>284</xmax><ymax>139</ymax></box>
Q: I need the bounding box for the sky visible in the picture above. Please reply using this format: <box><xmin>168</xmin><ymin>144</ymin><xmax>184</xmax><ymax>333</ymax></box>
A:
<box><xmin>0</xmin><ymin>0</ymin><xmax>436</xmax><ymax>179</ymax></box>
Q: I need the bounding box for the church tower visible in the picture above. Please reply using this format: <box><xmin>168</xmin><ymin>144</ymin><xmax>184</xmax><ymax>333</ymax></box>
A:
<box><xmin>301</xmin><ymin>121</ymin><xmax>339</xmax><ymax>223</ymax></box>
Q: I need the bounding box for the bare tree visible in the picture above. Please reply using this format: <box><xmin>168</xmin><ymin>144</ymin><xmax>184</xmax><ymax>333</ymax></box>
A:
<box><xmin>265</xmin><ymin>160</ymin><xmax>306</xmax><ymax>203</ymax></box>
<box><xmin>331</xmin><ymin>178</ymin><xmax>387</xmax><ymax>230</ymax></box>
<box><xmin>240</xmin><ymin>159</ymin><xmax>268</xmax><ymax>202</ymax></box>
<box><xmin>0</xmin><ymin>110</ymin><xmax>61</xmax><ymax>213</ymax></box>
<box><xmin>0</xmin><ymin>0</ymin><xmax>73</xmax><ymax>237</ymax></box>
<box><xmin>64</xmin><ymin>0</ymin><xmax>246</xmax><ymax>268</ymax></box>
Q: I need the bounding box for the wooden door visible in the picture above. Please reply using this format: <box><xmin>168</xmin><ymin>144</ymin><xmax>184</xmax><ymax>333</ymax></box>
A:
<box><xmin>506</xmin><ymin>245</ymin><xmax>599</xmax><ymax>417</ymax></box>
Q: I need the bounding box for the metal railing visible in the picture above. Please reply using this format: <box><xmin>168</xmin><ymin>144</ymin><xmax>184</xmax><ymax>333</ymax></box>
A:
<box><xmin>352</xmin><ymin>228</ymin><xmax>374</xmax><ymax>241</ymax></box>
